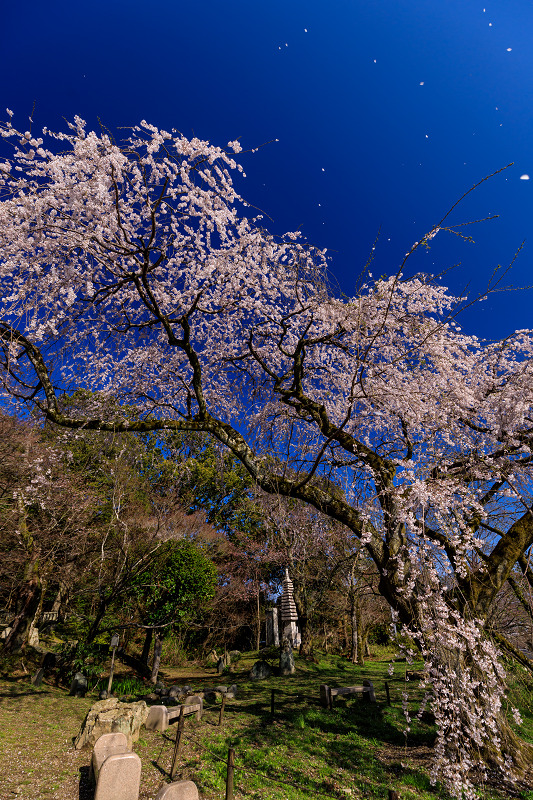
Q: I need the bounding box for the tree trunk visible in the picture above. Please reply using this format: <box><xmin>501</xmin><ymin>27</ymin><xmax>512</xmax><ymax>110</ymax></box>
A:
<box><xmin>86</xmin><ymin>596</ymin><xmax>109</xmax><ymax>643</ymax></box>
<box><xmin>379</xmin><ymin>564</ymin><xmax>533</xmax><ymax>780</ymax></box>
<box><xmin>151</xmin><ymin>632</ymin><xmax>163</xmax><ymax>684</ymax></box>
<box><xmin>27</xmin><ymin>576</ymin><xmax>47</xmax><ymax>648</ymax></box>
<box><xmin>3</xmin><ymin>556</ymin><xmax>42</xmax><ymax>653</ymax></box>
<box><xmin>298</xmin><ymin>614</ymin><xmax>313</xmax><ymax>656</ymax></box>
<box><xmin>141</xmin><ymin>627</ymin><xmax>153</xmax><ymax>666</ymax></box>
<box><xmin>51</xmin><ymin>580</ymin><xmax>68</xmax><ymax>619</ymax></box>
<box><xmin>342</xmin><ymin>613</ymin><xmax>348</xmax><ymax>652</ymax></box>
<box><xmin>355</xmin><ymin>601</ymin><xmax>364</xmax><ymax>666</ymax></box>
<box><xmin>255</xmin><ymin>584</ymin><xmax>261</xmax><ymax>651</ymax></box>
<box><xmin>349</xmin><ymin>593</ymin><xmax>358</xmax><ymax>663</ymax></box>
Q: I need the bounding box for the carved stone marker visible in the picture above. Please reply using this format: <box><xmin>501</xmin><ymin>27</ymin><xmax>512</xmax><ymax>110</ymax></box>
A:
<box><xmin>265</xmin><ymin>607</ymin><xmax>280</xmax><ymax>646</ymax></box>
<box><xmin>154</xmin><ymin>781</ymin><xmax>199</xmax><ymax>800</ymax></box>
<box><xmin>91</xmin><ymin>732</ymin><xmax>129</xmax><ymax>780</ymax></box>
<box><xmin>94</xmin><ymin>751</ymin><xmax>141</xmax><ymax>800</ymax></box>
<box><xmin>279</xmin><ymin>638</ymin><xmax>295</xmax><ymax>675</ymax></box>
<box><xmin>90</xmin><ymin>732</ymin><xmax>141</xmax><ymax>800</ymax></box>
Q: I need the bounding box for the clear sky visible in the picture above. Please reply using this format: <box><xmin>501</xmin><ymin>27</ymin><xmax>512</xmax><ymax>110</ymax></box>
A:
<box><xmin>2</xmin><ymin>0</ymin><xmax>532</xmax><ymax>340</ymax></box>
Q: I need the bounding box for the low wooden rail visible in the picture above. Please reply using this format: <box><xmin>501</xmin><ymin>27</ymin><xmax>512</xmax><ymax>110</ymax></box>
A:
<box><xmin>320</xmin><ymin>680</ymin><xmax>376</xmax><ymax>709</ymax></box>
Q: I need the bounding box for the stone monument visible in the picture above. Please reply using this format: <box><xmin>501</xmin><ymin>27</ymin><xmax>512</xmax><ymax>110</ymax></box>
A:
<box><xmin>280</xmin><ymin>568</ymin><xmax>300</xmax><ymax>647</ymax></box>
<box><xmin>265</xmin><ymin>607</ymin><xmax>280</xmax><ymax>646</ymax></box>
<box><xmin>279</xmin><ymin>638</ymin><xmax>296</xmax><ymax>675</ymax></box>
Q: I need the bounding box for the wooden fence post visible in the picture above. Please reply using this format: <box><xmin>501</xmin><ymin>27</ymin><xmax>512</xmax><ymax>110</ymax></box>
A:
<box><xmin>226</xmin><ymin>747</ymin><xmax>235</xmax><ymax>800</ymax></box>
<box><xmin>385</xmin><ymin>681</ymin><xmax>391</xmax><ymax>706</ymax></box>
<box><xmin>219</xmin><ymin>693</ymin><xmax>227</xmax><ymax>726</ymax></box>
<box><xmin>170</xmin><ymin>705</ymin><xmax>185</xmax><ymax>780</ymax></box>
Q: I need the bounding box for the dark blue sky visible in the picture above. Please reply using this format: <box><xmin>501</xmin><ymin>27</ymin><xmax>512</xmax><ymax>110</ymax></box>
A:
<box><xmin>2</xmin><ymin>0</ymin><xmax>532</xmax><ymax>340</ymax></box>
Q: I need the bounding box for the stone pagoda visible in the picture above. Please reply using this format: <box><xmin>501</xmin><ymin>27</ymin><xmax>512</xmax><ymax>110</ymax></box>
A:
<box><xmin>280</xmin><ymin>568</ymin><xmax>300</xmax><ymax>647</ymax></box>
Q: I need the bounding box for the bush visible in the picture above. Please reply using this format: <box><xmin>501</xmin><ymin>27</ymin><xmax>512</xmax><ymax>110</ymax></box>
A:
<box><xmin>161</xmin><ymin>632</ymin><xmax>187</xmax><ymax>667</ymax></box>
<box><xmin>57</xmin><ymin>640</ymin><xmax>109</xmax><ymax>689</ymax></box>
<box><xmin>368</xmin><ymin>624</ymin><xmax>391</xmax><ymax>645</ymax></box>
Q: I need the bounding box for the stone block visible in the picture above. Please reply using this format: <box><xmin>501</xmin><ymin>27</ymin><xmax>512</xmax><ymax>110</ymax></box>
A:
<box><xmin>279</xmin><ymin>642</ymin><xmax>295</xmax><ymax>676</ymax></box>
<box><xmin>145</xmin><ymin>705</ymin><xmax>168</xmax><ymax>732</ymax></box>
<box><xmin>165</xmin><ymin>696</ymin><xmax>180</xmax><ymax>706</ymax></box>
<box><xmin>145</xmin><ymin>698</ymin><xmax>203</xmax><ymax>732</ymax></box>
<box><xmin>183</xmin><ymin>695</ymin><xmax>203</xmax><ymax>721</ymax></box>
<box><xmin>154</xmin><ymin>780</ymin><xmax>199</xmax><ymax>800</ymax></box>
<box><xmin>31</xmin><ymin>667</ymin><xmax>45</xmax><ymax>686</ymax></box>
<box><xmin>320</xmin><ymin>684</ymin><xmax>332</xmax><ymax>708</ymax></box>
<box><xmin>204</xmin><ymin>690</ymin><xmax>223</xmax><ymax>704</ymax></box>
<box><xmin>74</xmin><ymin>699</ymin><xmax>149</xmax><ymax>750</ymax></box>
<box><xmin>91</xmin><ymin>732</ymin><xmax>129</xmax><ymax>780</ymax></box>
<box><xmin>362</xmin><ymin>679</ymin><xmax>376</xmax><ymax>703</ymax></box>
<box><xmin>249</xmin><ymin>660</ymin><xmax>271</xmax><ymax>680</ymax></box>
<box><xmin>94</xmin><ymin>751</ymin><xmax>141</xmax><ymax>800</ymax></box>
<box><xmin>70</xmin><ymin>671</ymin><xmax>88</xmax><ymax>697</ymax></box>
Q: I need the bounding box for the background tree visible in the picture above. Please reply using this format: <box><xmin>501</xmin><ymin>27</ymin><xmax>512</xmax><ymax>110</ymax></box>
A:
<box><xmin>130</xmin><ymin>539</ymin><xmax>216</xmax><ymax>682</ymax></box>
<box><xmin>0</xmin><ymin>413</ymin><xmax>97</xmax><ymax>652</ymax></box>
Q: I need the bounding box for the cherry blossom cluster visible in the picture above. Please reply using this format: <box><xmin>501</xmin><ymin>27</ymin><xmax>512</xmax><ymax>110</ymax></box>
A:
<box><xmin>1</xmin><ymin>116</ymin><xmax>533</xmax><ymax>797</ymax></box>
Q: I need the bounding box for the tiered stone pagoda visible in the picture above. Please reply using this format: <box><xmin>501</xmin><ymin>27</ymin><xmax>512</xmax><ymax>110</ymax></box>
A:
<box><xmin>280</xmin><ymin>568</ymin><xmax>300</xmax><ymax>647</ymax></box>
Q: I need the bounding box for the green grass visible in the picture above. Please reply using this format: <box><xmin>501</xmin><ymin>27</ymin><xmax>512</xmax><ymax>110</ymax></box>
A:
<box><xmin>110</xmin><ymin>674</ymin><xmax>147</xmax><ymax>697</ymax></box>
<box><xmin>0</xmin><ymin>647</ymin><xmax>532</xmax><ymax>799</ymax></box>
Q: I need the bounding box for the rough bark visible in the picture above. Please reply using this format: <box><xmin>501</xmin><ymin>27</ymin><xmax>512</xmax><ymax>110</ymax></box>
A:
<box><xmin>355</xmin><ymin>602</ymin><xmax>364</xmax><ymax>666</ymax></box>
<box><xmin>150</xmin><ymin>632</ymin><xmax>163</xmax><ymax>684</ymax></box>
<box><xmin>141</xmin><ymin>628</ymin><xmax>153</xmax><ymax>666</ymax></box>
<box><xmin>86</xmin><ymin>597</ymin><xmax>109</xmax><ymax>643</ymax></box>
<box><xmin>2</xmin><ymin>556</ymin><xmax>42</xmax><ymax>653</ymax></box>
<box><xmin>350</xmin><ymin>603</ymin><xmax>358</xmax><ymax>664</ymax></box>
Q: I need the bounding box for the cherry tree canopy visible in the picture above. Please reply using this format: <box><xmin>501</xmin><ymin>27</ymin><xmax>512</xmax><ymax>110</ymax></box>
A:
<box><xmin>2</xmin><ymin>116</ymin><xmax>533</xmax><ymax>796</ymax></box>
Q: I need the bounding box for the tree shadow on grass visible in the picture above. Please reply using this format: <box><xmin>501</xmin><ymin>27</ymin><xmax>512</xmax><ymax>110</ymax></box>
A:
<box><xmin>0</xmin><ymin>688</ymin><xmax>54</xmax><ymax>697</ymax></box>
<box><xmin>151</xmin><ymin>759</ymin><xmax>170</xmax><ymax>779</ymax></box>
<box><xmin>78</xmin><ymin>765</ymin><xmax>93</xmax><ymax>800</ymax></box>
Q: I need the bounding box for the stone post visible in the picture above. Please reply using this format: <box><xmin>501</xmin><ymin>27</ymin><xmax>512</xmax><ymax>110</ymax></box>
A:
<box><xmin>265</xmin><ymin>607</ymin><xmax>280</xmax><ymax>646</ymax></box>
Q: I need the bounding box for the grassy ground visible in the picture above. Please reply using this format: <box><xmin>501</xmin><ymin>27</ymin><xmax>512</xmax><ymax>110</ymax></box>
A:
<box><xmin>0</xmin><ymin>647</ymin><xmax>532</xmax><ymax>800</ymax></box>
